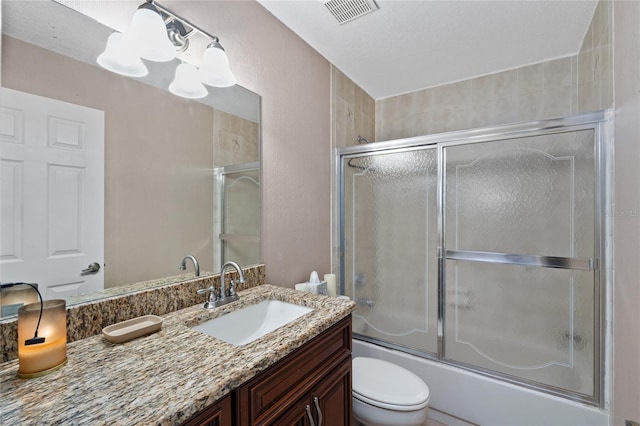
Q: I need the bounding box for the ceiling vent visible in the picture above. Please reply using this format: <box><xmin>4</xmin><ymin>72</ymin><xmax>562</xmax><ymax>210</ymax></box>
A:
<box><xmin>323</xmin><ymin>0</ymin><xmax>379</xmax><ymax>25</ymax></box>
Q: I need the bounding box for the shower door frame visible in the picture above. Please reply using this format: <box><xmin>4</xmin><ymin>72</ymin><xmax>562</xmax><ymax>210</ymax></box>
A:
<box><xmin>337</xmin><ymin>111</ymin><xmax>611</xmax><ymax>407</ymax></box>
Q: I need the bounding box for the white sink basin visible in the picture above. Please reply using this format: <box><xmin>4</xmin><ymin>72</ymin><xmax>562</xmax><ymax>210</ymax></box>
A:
<box><xmin>192</xmin><ymin>299</ymin><xmax>314</xmax><ymax>346</ymax></box>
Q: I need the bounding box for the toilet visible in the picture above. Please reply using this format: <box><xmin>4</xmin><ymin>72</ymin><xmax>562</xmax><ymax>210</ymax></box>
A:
<box><xmin>352</xmin><ymin>357</ymin><xmax>430</xmax><ymax>426</ymax></box>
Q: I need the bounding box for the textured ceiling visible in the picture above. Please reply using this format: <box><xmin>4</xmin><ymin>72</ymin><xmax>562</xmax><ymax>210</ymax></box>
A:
<box><xmin>257</xmin><ymin>0</ymin><xmax>598</xmax><ymax>99</ymax></box>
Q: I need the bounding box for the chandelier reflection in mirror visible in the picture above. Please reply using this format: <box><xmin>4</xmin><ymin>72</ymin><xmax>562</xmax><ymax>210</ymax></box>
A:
<box><xmin>97</xmin><ymin>0</ymin><xmax>236</xmax><ymax>99</ymax></box>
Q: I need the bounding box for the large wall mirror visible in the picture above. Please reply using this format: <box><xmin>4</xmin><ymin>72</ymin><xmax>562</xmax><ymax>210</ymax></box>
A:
<box><xmin>0</xmin><ymin>0</ymin><xmax>261</xmax><ymax>314</ymax></box>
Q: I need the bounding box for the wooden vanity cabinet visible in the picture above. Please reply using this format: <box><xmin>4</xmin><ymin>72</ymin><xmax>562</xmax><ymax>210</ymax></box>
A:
<box><xmin>236</xmin><ymin>315</ymin><xmax>352</xmax><ymax>426</ymax></box>
<box><xmin>183</xmin><ymin>315</ymin><xmax>352</xmax><ymax>426</ymax></box>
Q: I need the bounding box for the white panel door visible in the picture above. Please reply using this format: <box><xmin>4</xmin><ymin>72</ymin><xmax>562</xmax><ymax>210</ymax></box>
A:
<box><xmin>0</xmin><ymin>88</ymin><xmax>104</xmax><ymax>300</ymax></box>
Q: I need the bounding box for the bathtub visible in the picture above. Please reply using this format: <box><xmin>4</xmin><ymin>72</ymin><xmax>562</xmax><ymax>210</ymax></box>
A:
<box><xmin>352</xmin><ymin>339</ymin><xmax>609</xmax><ymax>426</ymax></box>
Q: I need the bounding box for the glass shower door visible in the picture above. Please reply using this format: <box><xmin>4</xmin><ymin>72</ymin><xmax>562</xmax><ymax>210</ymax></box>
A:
<box><xmin>214</xmin><ymin>163</ymin><xmax>260</xmax><ymax>271</ymax></box>
<box><xmin>339</xmin><ymin>113</ymin><xmax>606</xmax><ymax>404</ymax></box>
<box><xmin>342</xmin><ymin>147</ymin><xmax>439</xmax><ymax>354</ymax></box>
<box><xmin>441</xmin><ymin>129</ymin><xmax>599</xmax><ymax>398</ymax></box>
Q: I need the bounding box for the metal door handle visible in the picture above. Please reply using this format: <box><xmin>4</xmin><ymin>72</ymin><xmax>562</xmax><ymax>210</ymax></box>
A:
<box><xmin>313</xmin><ymin>396</ymin><xmax>323</xmax><ymax>426</ymax></box>
<box><xmin>82</xmin><ymin>262</ymin><xmax>101</xmax><ymax>274</ymax></box>
<box><xmin>305</xmin><ymin>404</ymin><xmax>315</xmax><ymax>426</ymax></box>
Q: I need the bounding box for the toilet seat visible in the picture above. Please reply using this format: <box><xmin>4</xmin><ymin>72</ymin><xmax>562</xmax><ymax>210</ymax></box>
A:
<box><xmin>352</xmin><ymin>357</ymin><xmax>430</xmax><ymax>412</ymax></box>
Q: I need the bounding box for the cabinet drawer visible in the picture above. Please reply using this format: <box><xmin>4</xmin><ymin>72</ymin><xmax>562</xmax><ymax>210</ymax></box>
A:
<box><xmin>237</xmin><ymin>315</ymin><xmax>352</xmax><ymax>425</ymax></box>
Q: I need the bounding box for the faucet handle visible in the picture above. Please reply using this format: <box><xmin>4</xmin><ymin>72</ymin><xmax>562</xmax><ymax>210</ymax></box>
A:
<box><xmin>197</xmin><ymin>286</ymin><xmax>217</xmax><ymax>309</ymax></box>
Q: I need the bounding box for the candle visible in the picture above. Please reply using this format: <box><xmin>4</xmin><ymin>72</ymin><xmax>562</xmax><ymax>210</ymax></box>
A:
<box><xmin>324</xmin><ymin>274</ymin><xmax>337</xmax><ymax>297</ymax></box>
<box><xmin>18</xmin><ymin>299</ymin><xmax>67</xmax><ymax>378</ymax></box>
<box><xmin>18</xmin><ymin>337</ymin><xmax>67</xmax><ymax>375</ymax></box>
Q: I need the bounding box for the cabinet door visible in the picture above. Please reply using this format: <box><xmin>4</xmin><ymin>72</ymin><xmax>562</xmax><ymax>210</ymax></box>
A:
<box><xmin>311</xmin><ymin>359</ymin><xmax>352</xmax><ymax>426</ymax></box>
<box><xmin>237</xmin><ymin>316</ymin><xmax>352</xmax><ymax>425</ymax></box>
<box><xmin>182</xmin><ymin>394</ymin><xmax>232</xmax><ymax>426</ymax></box>
<box><xmin>267</xmin><ymin>395</ymin><xmax>313</xmax><ymax>426</ymax></box>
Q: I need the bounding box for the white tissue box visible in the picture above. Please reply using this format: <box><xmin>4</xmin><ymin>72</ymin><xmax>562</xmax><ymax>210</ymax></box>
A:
<box><xmin>309</xmin><ymin>281</ymin><xmax>328</xmax><ymax>295</ymax></box>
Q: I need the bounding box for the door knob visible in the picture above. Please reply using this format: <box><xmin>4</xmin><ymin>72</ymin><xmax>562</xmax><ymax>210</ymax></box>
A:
<box><xmin>81</xmin><ymin>262</ymin><xmax>101</xmax><ymax>274</ymax></box>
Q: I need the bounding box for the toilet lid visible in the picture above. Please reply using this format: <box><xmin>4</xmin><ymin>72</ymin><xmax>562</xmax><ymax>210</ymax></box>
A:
<box><xmin>352</xmin><ymin>357</ymin><xmax>430</xmax><ymax>411</ymax></box>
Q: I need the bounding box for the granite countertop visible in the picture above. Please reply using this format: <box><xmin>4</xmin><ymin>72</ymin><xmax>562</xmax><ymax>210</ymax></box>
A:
<box><xmin>0</xmin><ymin>284</ymin><xmax>355</xmax><ymax>425</ymax></box>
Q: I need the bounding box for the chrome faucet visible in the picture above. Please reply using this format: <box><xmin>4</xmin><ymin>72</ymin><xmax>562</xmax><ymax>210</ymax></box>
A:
<box><xmin>196</xmin><ymin>260</ymin><xmax>246</xmax><ymax>309</ymax></box>
<box><xmin>219</xmin><ymin>260</ymin><xmax>246</xmax><ymax>301</ymax></box>
<box><xmin>179</xmin><ymin>255</ymin><xmax>200</xmax><ymax>277</ymax></box>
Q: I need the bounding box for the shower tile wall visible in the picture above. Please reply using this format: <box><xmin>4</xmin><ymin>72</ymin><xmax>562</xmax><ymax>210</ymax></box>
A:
<box><xmin>330</xmin><ymin>66</ymin><xmax>376</xmax><ymax>282</ymax></box>
<box><xmin>577</xmin><ymin>0</ymin><xmax>613</xmax><ymax>112</ymax></box>
<box><xmin>332</xmin><ymin>66</ymin><xmax>376</xmax><ymax>147</ymax></box>
<box><xmin>376</xmin><ymin>56</ymin><xmax>579</xmax><ymax>141</ymax></box>
<box><xmin>213</xmin><ymin>109</ymin><xmax>260</xmax><ymax>167</ymax></box>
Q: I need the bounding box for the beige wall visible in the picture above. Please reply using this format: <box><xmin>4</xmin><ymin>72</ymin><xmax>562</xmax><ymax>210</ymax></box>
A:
<box><xmin>612</xmin><ymin>1</ymin><xmax>640</xmax><ymax>424</ymax></box>
<box><xmin>2</xmin><ymin>35</ymin><xmax>216</xmax><ymax>288</ymax></box>
<box><xmin>162</xmin><ymin>1</ymin><xmax>332</xmax><ymax>287</ymax></box>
